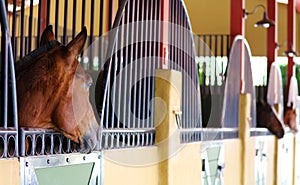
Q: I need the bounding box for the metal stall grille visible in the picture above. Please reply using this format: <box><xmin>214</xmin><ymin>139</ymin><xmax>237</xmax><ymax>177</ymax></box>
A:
<box><xmin>195</xmin><ymin>34</ymin><xmax>231</xmax><ymax>129</ymax></box>
<box><xmin>3</xmin><ymin>0</ymin><xmax>204</xmax><ymax>153</ymax></box>
<box><xmin>3</xmin><ymin>0</ymin><xmax>111</xmax><ymax>156</ymax></box>
<box><xmin>98</xmin><ymin>0</ymin><xmax>201</xmax><ymax>148</ymax></box>
<box><xmin>0</xmin><ymin>0</ymin><xmax>19</xmax><ymax>158</ymax></box>
<box><xmin>183</xmin><ymin>34</ymin><xmax>245</xmax><ymax>143</ymax></box>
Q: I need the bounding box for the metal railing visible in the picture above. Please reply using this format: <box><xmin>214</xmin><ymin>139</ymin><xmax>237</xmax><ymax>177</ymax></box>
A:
<box><xmin>0</xmin><ymin>0</ymin><xmax>19</xmax><ymax>158</ymax></box>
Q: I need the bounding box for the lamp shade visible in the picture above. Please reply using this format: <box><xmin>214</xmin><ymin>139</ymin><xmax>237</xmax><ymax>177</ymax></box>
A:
<box><xmin>254</xmin><ymin>12</ymin><xmax>276</xmax><ymax>28</ymax></box>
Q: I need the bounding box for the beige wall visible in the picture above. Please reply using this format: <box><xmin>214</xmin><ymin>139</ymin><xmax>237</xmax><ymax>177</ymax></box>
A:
<box><xmin>0</xmin><ymin>159</ymin><xmax>20</xmax><ymax>185</ymax></box>
<box><xmin>184</xmin><ymin>0</ymin><xmax>230</xmax><ymax>35</ymax></box>
<box><xmin>103</xmin><ymin>143</ymin><xmax>202</xmax><ymax>185</ymax></box>
<box><xmin>223</xmin><ymin>139</ymin><xmax>243</xmax><ymax>185</ymax></box>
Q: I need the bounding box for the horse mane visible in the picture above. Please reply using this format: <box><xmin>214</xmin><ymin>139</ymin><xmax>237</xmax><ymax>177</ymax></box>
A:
<box><xmin>15</xmin><ymin>40</ymin><xmax>60</xmax><ymax>72</ymax></box>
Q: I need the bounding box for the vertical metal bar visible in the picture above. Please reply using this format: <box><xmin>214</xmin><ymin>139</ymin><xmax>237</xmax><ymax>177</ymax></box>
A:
<box><xmin>173</xmin><ymin>0</ymin><xmax>176</xmax><ymax>70</ymax></box>
<box><xmin>174</xmin><ymin>1</ymin><xmax>179</xmax><ymax>70</ymax></box>
<box><xmin>140</xmin><ymin>0</ymin><xmax>147</xmax><ymax>130</ymax></box>
<box><xmin>80</xmin><ymin>0</ymin><xmax>85</xmax><ymax>58</ymax></box>
<box><xmin>215</xmin><ymin>35</ymin><xmax>218</xmax><ymax>86</ymax></box>
<box><xmin>11</xmin><ymin>0</ymin><xmax>16</xmax><ymax>60</ymax></box>
<box><xmin>20</xmin><ymin>0</ymin><xmax>25</xmax><ymax>58</ymax></box>
<box><xmin>183</xmin><ymin>3</ymin><xmax>188</xmax><ymax>128</ymax></box>
<box><xmin>179</xmin><ymin>1</ymin><xmax>184</xmax><ymax>128</ymax></box>
<box><xmin>132</xmin><ymin>0</ymin><xmax>140</xmax><ymax>129</ymax></box>
<box><xmin>168</xmin><ymin>0</ymin><xmax>172</xmax><ymax>70</ymax></box>
<box><xmin>194</xmin><ymin>29</ymin><xmax>198</xmax><ymax>127</ymax></box>
<box><xmin>220</xmin><ymin>35</ymin><xmax>224</xmax><ymax>78</ymax></box>
<box><xmin>137</xmin><ymin>0</ymin><xmax>145</xmax><ymax>129</ymax></box>
<box><xmin>226</xmin><ymin>35</ymin><xmax>230</xmax><ymax>59</ymax></box>
<box><xmin>140</xmin><ymin>0</ymin><xmax>147</xmax><ymax>146</ymax></box>
<box><xmin>186</xmin><ymin>6</ymin><xmax>191</xmax><ymax>128</ymax></box>
<box><xmin>1</xmin><ymin>30</ymin><xmax>8</xmax><ymax>128</ymax></box>
<box><xmin>4</xmin><ymin>0</ymin><xmax>8</xmax><ymax>11</ymax></box>
<box><xmin>209</xmin><ymin>35</ymin><xmax>212</xmax><ymax>86</ymax></box>
<box><xmin>127</xmin><ymin>0</ymin><xmax>135</xmax><ymax>127</ymax></box>
<box><xmin>197</xmin><ymin>35</ymin><xmax>202</xmax><ymax>87</ymax></box>
<box><xmin>168</xmin><ymin>1</ymin><xmax>172</xmax><ymax>69</ymax></box>
<box><xmin>1</xmin><ymin>0</ymin><xmax>19</xmax><ymax>134</ymax></box>
<box><xmin>89</xmin><ymin>0</ymin><xmax>95</xmax><ymax>70</ymax></box>
<box><xmin>203</xmin><ymin>35</ymin><xmax>207</xmax><ymax>88</ymax></box>
<box><xmin>157</xmin><ymin>0</ymin><xmax>161</xmax><ymax>69</ymax></box>
<box><xmin>186</xmin><ymin>14</ymin><xmax>193</xmax><ymax>127</ymax></box>
<box><xmin>98</xmin><ymin>0</ymin><xmax>104</xmax><ymax>69</ymax></box>
<box><xmin>105</xmin><ymin>72</ymin><xmax>110</xmax><ymax>129</ymax></box>
<box><xmin>116</xmin><ymin>9</ymin><xmax>125</xmax><ymax>130</ymax></box>
<box><xmin>55</xmin><ymin>0</ymin><xmax>59</xmax><ymax>40</ymax></box>
<box><xmin>34</xmin><ymin>17</ymin><xmax>37</xmax><ymax>48</ymax></box>
<box><xmin>146</xmin><ymin>0</ymin><xmax>153</xmax><ymax>130</ymax></box>
<box><xmin>63</xmin><ymin>0</ymin><xmax>68</xmax><ymax>44</ymax></box>
<box><xmin>108</xmin><ymin>0</ymin><xmax>113</xmax><ymax>30</ymax></box>
<box><xmin>46</xmin><ymin>0</ymin><xmax>51</xmax><ymax>26</ymax></box>
<box><xmin>121</xmin><ymin>0</ymin><xmax>129</xmax><ymax>130</ymax></box>
<box><xmin>99</xmin><ymin>0</ymin><xmax>104</xmax><ymax>36</ymax></box>
<box><xmin>149</xmin><ymin>0</ymin><xmax>158</xmax><ymax>130</ymax></box>
<box><xmin>110</xmin><ymin>41</ymin><xmax>117</xmax><ymax>128</ymax></box>
<box><xmin>143</xmin><ymin>0</ymin><xmax>150</xmax><ymax>130</ymax></box>
<box><xmin>72</xmin><ymin>0</ymin><xmax>77</xmax><ymax>38</ymax></box>
<box><xmin>28</xmin><ymin>0</ymin><xmax>34</xmax><ymax>53</ymax></box>
<box><xmin>37</xmin><ymin>0</ymin><xmax>43</xmax><ymax>47</ymax></box>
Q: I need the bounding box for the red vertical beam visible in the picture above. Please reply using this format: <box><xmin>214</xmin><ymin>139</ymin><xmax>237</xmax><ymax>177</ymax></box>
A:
<box><xmin>230</xmin><ymin>0</ymin><xmax>245</xmax><ymax>92</ymax></box>
<box><xmin>41</xmin><ymin>1</ymin><xmax>47</xmax><ymax>32</ymax></box>
<box><xmin>161</xmin><ymin>0</ymin><xmax>169</xmax><ymax>68</ymax></box>
<box><xmin>230</xmin><ymin>0</ymin><xmax>245</xmax><ymax>41</ymax></box>
<box><xmin>267</xmin><ymin>0</ymin><xmax>277</xmax><ymax>79</ymax></box>
<box><xmin>287</xmin><ymin>0</ymin><xmax>296</xmax><ymax>96</ymax></box>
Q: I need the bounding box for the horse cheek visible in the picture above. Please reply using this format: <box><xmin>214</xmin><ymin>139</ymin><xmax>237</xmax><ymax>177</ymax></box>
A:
<box><xmin>53</xmin><ymin>98</ymin><xmax>81</xmax><ymax>143</ymax></box>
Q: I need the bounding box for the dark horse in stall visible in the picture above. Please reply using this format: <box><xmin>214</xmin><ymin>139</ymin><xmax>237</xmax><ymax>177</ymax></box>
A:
<box><xmin>284</xmin><ymin>103</ymin><xmax>297</xmax><ymax>132</ymax></box>
<box><xmin>201</xmin><ymin>84</ymin><xmax>285</xmax><ymax>139</ymax></box>
<box><xmin>256</xmin><ymin>98</ymin><xmax>285</xmax><ymax>138</ymax></box>
<box><xmin>15</xmin><ymin>25</ymin><xmax>99</xmax><ymax>153</ymax></box>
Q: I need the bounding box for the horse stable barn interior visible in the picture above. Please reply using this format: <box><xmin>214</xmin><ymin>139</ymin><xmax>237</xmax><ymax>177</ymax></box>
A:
<box><xmin>1</xmin><ymin>0</ymin><xmax>300</xmax><ymax>184</ymax></box>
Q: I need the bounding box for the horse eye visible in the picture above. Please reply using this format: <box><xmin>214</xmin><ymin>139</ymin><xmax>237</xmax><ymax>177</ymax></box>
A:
<box><xmin>87</xmin><ymin>82</ymin><xmax>92</xmax><ymax>88</ymax></box>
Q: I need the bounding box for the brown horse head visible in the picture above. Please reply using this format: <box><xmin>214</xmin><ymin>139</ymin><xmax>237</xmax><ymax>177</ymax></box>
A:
<box><xmin>17</xmin><ymin>25</ymin><xmax>99</xmax><ymax>153</ymax></box>
<box><xmin>284</xmin><ymin>103</ymin><xmax>298</xmax><ymax>132</ymax></box>
<box><xmin>256</xmin><ymin>99</ymin><xmax>285</xmax><ymax>138</ymax></box>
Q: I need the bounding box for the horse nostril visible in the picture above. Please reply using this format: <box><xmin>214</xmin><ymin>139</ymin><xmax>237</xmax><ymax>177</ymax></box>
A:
<box><xmin>79</xmin><ymin>135</ymin><xmax>96</xmax><ymax>154</ymax></box>
<box><xmin>277</xmin><ymin>131</ymin><xmax>284</xmax><ymax>139</ymax></box>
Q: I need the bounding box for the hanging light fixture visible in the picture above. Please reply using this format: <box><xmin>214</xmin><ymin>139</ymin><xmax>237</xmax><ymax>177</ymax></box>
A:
<box><xmin>244</xmin><ymin>4</ymin><xmax>276</xmax><ymax>28</ymax></box>
<box><xmin>284</xmin><ymin>44</ymin><xmax>298</xmax><ymax>57</ymax></box>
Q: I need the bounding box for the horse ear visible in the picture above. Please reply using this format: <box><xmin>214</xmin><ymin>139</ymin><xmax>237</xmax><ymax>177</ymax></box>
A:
<box><xmin>40</xmin><ymin>25</ymin><xmax>55</xmax><ymax>46</ymax></box>
<box><xmin>67</xmin><ymin>27</ymin><xmax>87</xmax><ymax>56</ymax></box>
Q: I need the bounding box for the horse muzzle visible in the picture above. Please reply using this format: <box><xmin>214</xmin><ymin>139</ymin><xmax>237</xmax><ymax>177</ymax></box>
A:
<box><xmin>79</xmin><ymin>125</ymin><xmax>99</xmax><ymax>153</ymax></box>
<box><xmin>275</xmin><ymin>129</ymin><xmax>285</xmax><ymax>139</ymax></box>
